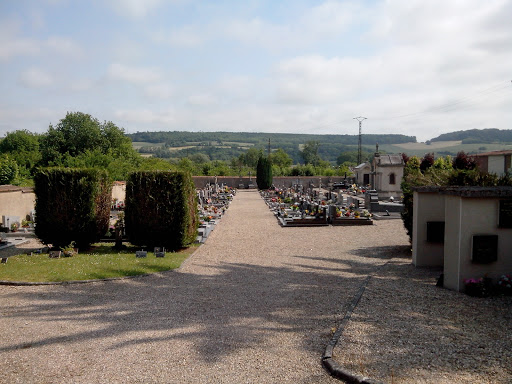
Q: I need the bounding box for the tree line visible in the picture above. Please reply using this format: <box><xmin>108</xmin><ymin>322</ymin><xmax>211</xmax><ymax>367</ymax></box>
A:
<box><xmin>0</xmin><ymin>112</ymin><xmax>384</xmax><ymax>186</ymax></box>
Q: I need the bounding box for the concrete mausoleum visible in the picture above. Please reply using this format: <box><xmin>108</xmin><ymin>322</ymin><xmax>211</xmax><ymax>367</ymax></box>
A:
<box><xmin>412</xmin><ymin>186</ymin><xmax>512</xmax><ymax>292</ymax></box>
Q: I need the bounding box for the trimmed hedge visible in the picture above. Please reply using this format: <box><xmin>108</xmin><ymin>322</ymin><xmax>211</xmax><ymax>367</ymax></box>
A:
<box><xmin>34</xmin><ymin>168</ymin><xmax>111</xmax><ymax>248</ymax></box>
<box><xmin>125</xmin><ymin>171</ymin><xmax>198</xmax><ymax>250</ymax></box>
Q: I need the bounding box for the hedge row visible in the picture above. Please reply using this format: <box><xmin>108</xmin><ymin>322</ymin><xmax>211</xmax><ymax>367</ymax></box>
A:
<box><xmin>125</xmin><ymin>171</ymin><xmax>198</xmax><ymax>250</ymax></box>
<box><xmin>34</xmin><ymin>168</ymin><xmax>111</xmax><ymax>248</ymax></box>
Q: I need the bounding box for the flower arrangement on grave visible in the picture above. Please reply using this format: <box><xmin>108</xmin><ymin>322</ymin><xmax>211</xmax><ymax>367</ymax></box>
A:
<box><xmin>354</xmin><ymin>211</ymin><xmax>360</xmax><ymax>218</ymax></box>
<box><xmin>321</xmin><ymin>200</ymin><xmax>326</xmax><ymax>206</ymax></box>
<box><xmin>10</xmin><ymin>222</ymin><xmax>18</xmax><ymax>232</ymax></box>
<box><xmin>362</xmin><ymin>209</ymin><xmax>372</xmax><ymax>218</ymax></box>
<box><xmin>335</xmin><ymin>208</ymin><xmax>342</xmax><ymax>218</ymax></box>
<box><xmin>345</xmin><ymin>211</ymin><xmax>350</xmax><ymax>217</ymax></box>
<box><xmin>61</xmin><ymin>241</ymin><xmax>78</xmax><ymax>257</ymax></box>
<box><xmin>463</xmin><ymin>277</ymin><xmax>489</xmax><ymax>297</ymax></box>
<box><xmin>21</xmin><ymin>219</ymin><xmax>31</xmax><ymax>228</ymax></box>
<box><xmin>292</xmin><ymin>204</ymin><xmax>299</xmax><ymax>210</ymax></box>
<box><xmin>497</xmin><ymin>274</ymin><xmax>512</xmax><ymax>296</ymax></box>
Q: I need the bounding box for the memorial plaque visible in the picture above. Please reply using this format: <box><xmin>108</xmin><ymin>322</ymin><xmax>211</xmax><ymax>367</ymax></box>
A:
<box><xmin>472</xmin><ymin>235</ymin><xmax>498</xmax><ymax>264</ymax></box>
<box><xmin>427</xmin><ymin>221</ymin><xmax>445</xmax><ymax>243</ymax></box>
<box><xmin>499</xmin><ymin>200</ymin><xmax>512</xmax><ymax>228</ymax></box>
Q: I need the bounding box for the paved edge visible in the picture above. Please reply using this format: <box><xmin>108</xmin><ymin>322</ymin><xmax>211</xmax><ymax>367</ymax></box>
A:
<box><xmin>322</xmin><ymin>265</ymin><xmax>388</xmax><ymax>384</ymax></box>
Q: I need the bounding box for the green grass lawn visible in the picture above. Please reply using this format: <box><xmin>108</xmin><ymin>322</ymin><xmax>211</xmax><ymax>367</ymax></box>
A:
<box><xmin>0</xmin><ymin>244</ymin><xmax>198</xmax><ymax>283</ymax></box>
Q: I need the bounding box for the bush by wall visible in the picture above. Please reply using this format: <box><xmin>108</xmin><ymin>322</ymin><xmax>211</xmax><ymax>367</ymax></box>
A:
<box><xmin>34</xmin><ymin>168</ymin><xmax>111</xmax><ymax>248</ymax></box>
<box><xmin>125</xmin><ymin>171</ymin><xmax>198</xmax><ymax>250</ymax></box>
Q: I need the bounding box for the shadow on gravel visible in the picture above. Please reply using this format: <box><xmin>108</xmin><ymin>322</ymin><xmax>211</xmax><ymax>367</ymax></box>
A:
<box><xmin>0</xmin><ymin>260</ymin><xmax>366</xmax><ymax>364</ymax></box>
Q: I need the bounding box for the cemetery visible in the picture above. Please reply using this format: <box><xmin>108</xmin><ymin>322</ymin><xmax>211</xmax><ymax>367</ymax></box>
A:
<box><xmin>261</xmin><ymin>185</ymin><xmax>373</xmax><ymax>227</ymax></box>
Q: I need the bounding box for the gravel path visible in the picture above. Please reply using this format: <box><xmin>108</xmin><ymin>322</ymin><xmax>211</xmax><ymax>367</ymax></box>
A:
<box><xmin>1</xmin><ymin>190</ymin><xmax>510</xmax><ymax>383</ymax></box>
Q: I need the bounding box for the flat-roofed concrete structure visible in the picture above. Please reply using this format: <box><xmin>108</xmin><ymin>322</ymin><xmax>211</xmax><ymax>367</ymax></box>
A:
<box><xmin>412</xmin><ymin>186</ymin><xmax>512</xmax><ymax>292</ymax></box>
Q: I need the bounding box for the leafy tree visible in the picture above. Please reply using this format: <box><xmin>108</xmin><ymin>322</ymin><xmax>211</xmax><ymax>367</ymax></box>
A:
<box><xmin>240</xmin><ymin>147</ymin><xmax>263</xmax><ymax>168</ymax></box>
<box><xmin>420</xmin><ymin>153</ymin><xmax>435</xmax><ymax>172</ymax></box>
<box><xmin>40</xmin><ymin>112</ymin><xmax>136</xmax><ymax>166</ymax></box>
<box><xmin>0</xmin><ymin>130</ymin><xmax>41</xmax><ymax>175</ymax></box>
<box><xmin>270</xmin><ymin>148</ymin><xmax>293</xmax><ymax>168</ymax></box>
<box><xmin>301</xmin><ymin>141</ymin><xmax>321</xmax><ymax>166</ymax></box>
<box><xmin>0</xmin><ymin>155</ymin><xmax>19</xmax><ymax>185</ymax></box>
<box><xmin>453</xmin><ymin>151</ymin><xmax>477</xmax><ymax>170</ymax></box>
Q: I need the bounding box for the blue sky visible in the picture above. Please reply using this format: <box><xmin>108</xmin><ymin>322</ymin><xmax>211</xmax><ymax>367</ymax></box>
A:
<box><xmin>1</xmin><ymin>0</ymin><xmax>511</xmax><ymax>142</ymax></box>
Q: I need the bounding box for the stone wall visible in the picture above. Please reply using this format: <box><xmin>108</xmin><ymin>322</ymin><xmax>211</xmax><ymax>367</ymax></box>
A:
<box><xmin>0</xmin><ymin>186</ymin><xmax>36</xmax><ymax>225</ymax></box>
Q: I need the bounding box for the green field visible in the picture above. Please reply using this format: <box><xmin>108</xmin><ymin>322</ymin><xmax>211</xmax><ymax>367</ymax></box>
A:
<box><xmin>0</xmin><ymin>244</ymin><xmax>197</xmax><ymax>283</ymax></box>
<box><xmin>375</xmin><ymin>141</ymin><xmax>512</xmax><ymax>158</ymax></box>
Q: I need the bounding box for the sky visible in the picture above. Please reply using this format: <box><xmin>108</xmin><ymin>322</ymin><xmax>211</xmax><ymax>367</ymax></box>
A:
<box><xmin>0</xmin><ymin>0</ymin><xmax>511</xmax><ymax>142</ymax></box>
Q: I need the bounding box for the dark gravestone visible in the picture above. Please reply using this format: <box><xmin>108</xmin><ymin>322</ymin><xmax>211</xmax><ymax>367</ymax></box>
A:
<box><xmin>49</xmin><ymin>251</ymin><xmax>61</xmax><ymax>258</ymax></box>
<box><xmin>472</xmin><ymin>235</ymin><xmax>498</xmax><ymax>264</ymax></box>
<box><xmin>499</xmin><ymin>200</ymin><xmax>512</xmax><ymax>228</ymax></box>
<box><xmin>154</xmin><ymin>247</ymin><xmax>165</xmax><ymax>258</ymax></box>
<box><xmin>427</xmin><ymin>221</ymin><xmax>445</xmax><ymax>243</ymax></box>
<box><xmin>1</xmin><ymin>257</ymin><xmax>7</xmax><ymax>263</ymax></box>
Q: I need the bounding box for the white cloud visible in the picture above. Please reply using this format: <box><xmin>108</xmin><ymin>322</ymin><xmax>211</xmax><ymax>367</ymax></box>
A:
<box><xmin>144</xmin><ymin>84</ymin><xmax>174</xmax><ymax>99</ymax></box>
<box><xmin>186</xmin><ymin>93</ymin><xmax>217</xmax><ymax>106</ymax></box>
<box><xmin>45</xmin><ymin>36</ymin><xmax>83</xmax><ymax>57</ymax></box>
<box><xmin>107</xmin><ymin>63</ymin><xmax>162</xmax><ymax>85</ymax></box>
<box><xmin>18</xmin><ymin>68</ymin><xmax>54</xmax><ymax>88</ymax></box>
<box><xmin>106</xmin><ymin>0</ymin><xmax>179</xmax><ymax>18</ymax></box>
<box><xmin>152</xmin><ymin>26</ymin><xmax>204</xmax><ymax>47</ymax></box>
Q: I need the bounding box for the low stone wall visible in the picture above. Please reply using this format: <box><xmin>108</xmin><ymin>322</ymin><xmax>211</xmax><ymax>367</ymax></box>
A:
<box><xmin>192</xmin><ymin>176</ymin><xmax>351</xmax><ymax>189</ymax></box>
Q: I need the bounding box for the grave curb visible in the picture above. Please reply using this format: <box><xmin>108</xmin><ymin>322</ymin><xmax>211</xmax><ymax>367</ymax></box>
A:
<box><xmin>322</xmin><ymin>265</ymin><xmax>387</xmax><ymax>384</ymax></box>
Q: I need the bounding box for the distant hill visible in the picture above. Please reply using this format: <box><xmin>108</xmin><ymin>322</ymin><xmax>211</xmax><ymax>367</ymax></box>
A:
<box><xmin>128</xmin><ymin>131</ymin><xmax>416</xmax><ymax>163</ymax></box>
<box><xmin>430</xmin><ymin>128</ymin><xmax>512</xmax><ymax>144</ymax></box>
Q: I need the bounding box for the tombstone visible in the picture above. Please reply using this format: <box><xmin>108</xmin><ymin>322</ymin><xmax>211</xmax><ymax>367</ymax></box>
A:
<box><xmin>1</xmin><ymin>257</ymin><xmax>7</xmax><ymax>263</ymax></box>
<box><xmin>154</xmin><ymin>247</ymin><xmax>165</xmax><ymax>258</ymax></box>
<box><xmin>136</xmin><ymin>250</ymin><xmax>147</xmax><ymax>258</ymax></box>
<box><xmin>49</xmin><ymin>250</ymin><xmax>61</xmax><ymax>258</ymax></box>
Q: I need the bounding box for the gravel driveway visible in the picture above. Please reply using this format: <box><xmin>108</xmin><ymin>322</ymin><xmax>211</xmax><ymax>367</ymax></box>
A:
<box><xmin>1</xmin><ymin>190</ymin><xmax>509</xmax><ymax>383</ymax></box>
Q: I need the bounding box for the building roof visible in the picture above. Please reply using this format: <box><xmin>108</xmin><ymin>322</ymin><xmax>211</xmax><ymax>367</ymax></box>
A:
<box><xmin>353</xmin><ymin>162</ymin><xmax>370</xmax><ymax>170</ymax></box>
<box><xmin>471</xmin><ymin>150</ymin><xmax>512</xmax><ymax>157</ymax></box>
<box><xmin>375</xmin><ymin>154</ymin><xmax>404</xmax><ymax>166</ymax></box>
<box><xmin>413</xmin><ymin>186</ymin><xmax>512</xmax><ymax>197</ymax></box>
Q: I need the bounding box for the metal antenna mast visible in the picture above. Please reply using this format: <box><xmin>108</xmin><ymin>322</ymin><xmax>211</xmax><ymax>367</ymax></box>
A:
<box><xmin>353</xmin><ymin>116</ymin><xmax>367</xmax><ymax>165</ymax></box>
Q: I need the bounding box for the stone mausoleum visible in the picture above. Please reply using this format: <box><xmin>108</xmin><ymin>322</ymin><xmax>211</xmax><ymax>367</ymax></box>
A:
<box><xmin>412</xmin><ymin>186</ymin><xmax>512</xmax><ymax>292</ymax></box>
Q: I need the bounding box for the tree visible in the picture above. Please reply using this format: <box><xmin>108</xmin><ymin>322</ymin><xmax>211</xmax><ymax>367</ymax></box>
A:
<box><xmin>240</xmin><ymin>147</ymin><xmax>263</xmax><ymax>168</ymax></box>
<box><xmin>40</xmin><ymin>112</ymin><xmax>137</xmax><ymax>166</ymax></box>
<box><xmin>270</xmin><ymin>148</ymin><xmax>293</xmax><ymax>168</ymax></box>
<box><xmin>420</xmin><ymin>153</ymin><xmax>435</xmax><ymax>172</ymax></box>
<box><xmin>0</xmin><ymin>130</ymin><xmax>41</xmax><ymax>173</ymax></box>
<box><xmin>0</xmin><ymin>155</ymin><xmax>19</xmax><ymax>185</ymax></box>
<box><xmin>301</xmin><ymin>141</ymin><xmax>321</xmax><ymax>166</ymax></box>
<box><xmin>256</xmin><ymin>156</ymin><xmax>272</xmax><ymax>189</ymax></box>
<box><xmin>453</xmin><ymin>151</ymin><xmax>477</xmax><ymax>170</ymax></box>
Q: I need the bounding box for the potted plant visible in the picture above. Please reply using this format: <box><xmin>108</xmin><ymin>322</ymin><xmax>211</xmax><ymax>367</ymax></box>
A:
<box><xmin>497</xmin><ymin>274</ymin><xmax>512</xmax><ymax>296</ymax></box>
<box><xmin>10</xmin><ymin>222</ymin><xmax>18</xmax><ymax>232</ymax></box>
<box><xmin>463</xmin><ymin>277</ymin><xmax>489</xmax><ymax>297</ymax></box>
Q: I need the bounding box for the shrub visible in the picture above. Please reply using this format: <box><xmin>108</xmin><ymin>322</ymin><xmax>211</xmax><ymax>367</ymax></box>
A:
<box><xmin>125</xmin><ymin>171</ymin><xmax>198</xmax><ymax>250</ymax></box>
<box><xmin>34</xmin><ymin>168</ymin><xmax>111</xmax><ymax>248</ymax></box>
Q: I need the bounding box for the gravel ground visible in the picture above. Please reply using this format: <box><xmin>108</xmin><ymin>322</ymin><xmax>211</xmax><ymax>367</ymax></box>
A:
<box><xmin>0</xmin><ymin>190</ymin><xmax>510</xmax><ymax>383</ymax></box>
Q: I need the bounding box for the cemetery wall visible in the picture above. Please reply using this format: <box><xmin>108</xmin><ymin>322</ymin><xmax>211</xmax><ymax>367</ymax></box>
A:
<box><xmin>112</xmin><ymin>182</ymin><xmax>126</xmax><ymax>201</ymax></box>
<box><xmin>412</xmin><ymin>191</ymin><xmax>445</xmax><ymax>267</ymax></box>
<box><xmin>0</xmin><ymin>186</ymin><xmax>35</xmax><ymax>222</ymax></box>
<box><xmin>191</xmin><ymin>176</ymin><xmax>348</xmax><ymax>189</ymax></box>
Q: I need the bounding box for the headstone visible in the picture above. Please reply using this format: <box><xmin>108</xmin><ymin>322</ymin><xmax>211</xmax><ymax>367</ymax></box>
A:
<box><xmin>136</xmin><ymin>251</ymin><xmax>147</xmax><ymax>258</ymax></box>
<box><xmin>1</xmin><ymin>257</ymin><xmax>7</xmax><ymax>263</ymax></box>
<box><xmin>154</xmin><ymin>247</ymin><xmax>165</xmax><ymax>258</ymax></box>
<box><xmin>49</xmin><ymin>251</ymin><xmax>61</xmax><ymax>258</ymax></box>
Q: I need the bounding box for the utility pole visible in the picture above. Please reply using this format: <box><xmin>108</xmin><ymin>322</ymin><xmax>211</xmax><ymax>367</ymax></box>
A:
<box><xmin>353</xmin><ymin>116</ymin><xmax>367</xmax><ymax>165</ymax></box>
<box><xmin>268</xmin><ymin>138</ymin><xmax>271</xmax><ymax>158</ymax></box>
